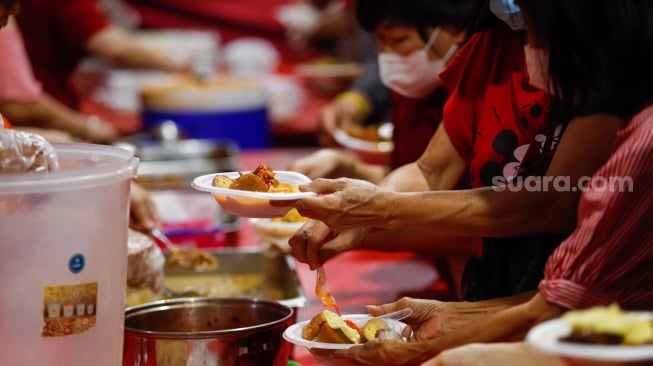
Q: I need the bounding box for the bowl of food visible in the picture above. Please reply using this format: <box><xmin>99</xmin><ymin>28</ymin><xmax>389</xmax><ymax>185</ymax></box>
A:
<box><xmin>192</xmin><ymin>164</ymin><xmax>315</xmax><ymax>218</ymax></box>
<box><xmin>297</xmin><ymin>58</ymin><xmax>364</xmax><ymax>97</ymax></box>
<box><xmin>527</xmin><ymin>304</ymin><xmax>653</xmax><ymax>366</ymax></box>
<box><xmin>283</xmin><ymin>310</ymin><xmax>408</xmax><ymax>366</ymax></box>
<box><xmin>334</xmin><ymin>123</ymin><xmax>394</xmax><ymax>165</ymax></box>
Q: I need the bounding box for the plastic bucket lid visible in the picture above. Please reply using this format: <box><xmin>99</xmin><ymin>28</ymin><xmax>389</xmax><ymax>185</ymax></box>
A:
<box><xmin>0</xmin><ymin>143</ymin><xmax>138</xmax><ymax>194</ymax></box>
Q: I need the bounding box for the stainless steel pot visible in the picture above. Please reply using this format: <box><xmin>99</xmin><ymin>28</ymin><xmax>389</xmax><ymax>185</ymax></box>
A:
<box><xmin>123</xmin><ymin>297</ymin><xmax>294</xmax><ymax>366</ymax></box>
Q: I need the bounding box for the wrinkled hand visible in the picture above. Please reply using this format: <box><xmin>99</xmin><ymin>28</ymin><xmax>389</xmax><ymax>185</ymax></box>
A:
<box><xmin>367</xmin><ymin>297</ymin><xmax>451</xmax><ymax>341</ymax></box>
<box><xmin>421</xmin><ymin>342</ymin><xmax>566</xmax><ymax>366</ymax></box>
<box><xmin>313</xmin><ymin>338</ymin><xmax>432</xmax><ymax>366</ymax></box>
<box><xmin>288</xmin><ymin>219</ymin><xmax>369</xmax><ymax>268</ymax></box>
<box><xmin>292</xmin><ymin>177</ymin><xmax>389</xmax><ymax>232</ymax></box>
<box><xmin>129</xmin><ymin>182</ymin><xmax>161</xmax><ymax>233</ymax></box>
<box><xmin>289</xmin><ymin>148</ymin><xmax>356</xmax><ymax>179</ymax></box>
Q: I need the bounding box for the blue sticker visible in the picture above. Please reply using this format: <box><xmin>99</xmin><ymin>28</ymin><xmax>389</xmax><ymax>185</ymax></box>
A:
<box><xmin>69</xmin><ymin>254</ymin><xmax>85</xmax><ymax>273</ymax></box>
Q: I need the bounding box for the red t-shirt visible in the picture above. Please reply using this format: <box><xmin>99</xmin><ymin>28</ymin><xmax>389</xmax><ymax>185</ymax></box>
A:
<box><xmin>16</xmin><ymin>0</ymin><xmax>110</xmax><ymax>109</ymax></box>
<box><xmin>539</xmin><ymin>104</ymin><xmax>653</xmax><ymax>310</ymax></box>
<box><xmin>440</xmin><ymin>23</ymin><xmax>551</xmax><ymax>188</ymax></box>
<box><xmin>390</xmin><ymin>87</ymin><xmax>447</xmax><ymax>169</ymax></box>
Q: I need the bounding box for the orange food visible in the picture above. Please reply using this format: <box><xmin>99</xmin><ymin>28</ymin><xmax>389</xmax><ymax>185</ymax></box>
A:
<box><xmin>212</xmin><ymin>164</ymin><xmax>299</xmax><ymax>193</ymax></box>
<box><xmin>301</xmin><ymin>310</ymin><xmax>388</xmax><ymax>344</ymax></box>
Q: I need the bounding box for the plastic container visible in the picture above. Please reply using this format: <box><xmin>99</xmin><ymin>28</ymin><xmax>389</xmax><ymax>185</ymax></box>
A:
<box><xmin>0</xmin><ymin>143</ymin><xmax>138</xmax><ymax>366</ymax></box>
<box><xmin>141</xmin><ymin>78</ymin><xmax>271</xmax><ymax>149</ymax></box>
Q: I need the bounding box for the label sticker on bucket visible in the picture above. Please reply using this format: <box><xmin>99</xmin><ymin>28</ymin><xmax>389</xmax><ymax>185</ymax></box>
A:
<box><xmin>41</xmin><ymin>282</ymin><xmax>97</xmax><ymax>337</ymax></box>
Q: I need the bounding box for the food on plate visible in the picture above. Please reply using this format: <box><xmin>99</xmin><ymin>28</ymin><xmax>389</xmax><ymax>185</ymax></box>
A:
<box><xmin>301</xmin><ymin>310</ymin><xmax>396</xmax><ymax>344</ymax></box>
<box><xmin>271</xmin><ymin>208</ymin><xmax>308</xmax><ymax>223</ymax></box>
<box><xmin>560</xmin><ymin>304</ymin><xmax>653</xmax><ymax>345</ymax></box>
<box><xmin>343</xmin><ymin>124</ymin><xmax>391</xmax><ymax>143</ymax></box>
<box><xmin>165</xmin><ymin>246</ymin><xmax>219</xmax><ymax>271</ymax></box>
<box><xmin>212</xmin><ymin>164</ymin><xmax>300</xmax><ymax>193</ymax></box>
<box><xmin>126</xmin><ymin>229</ymin><xmax>166</xmax><ymax>306</ymax></box>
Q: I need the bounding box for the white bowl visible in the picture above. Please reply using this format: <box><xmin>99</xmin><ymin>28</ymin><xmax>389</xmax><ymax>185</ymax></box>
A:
<box><xmin>192</xmin><ymin>171</ymin><xmax>315</xmax><ymax>218</ymax></box>
<box><xmin>283</xmin><ymin>314</ymin><xmax>408</xmax><ymax>366</ymax></box>
<box><xmin>526</xmin><ymin>313</ymin><xmax>653</xmax><ymax>364</ymax></box>
<box><xmin>333</xmin><ymin>125</ymin><xmax>394</xmax><ymax>165</ymax></box>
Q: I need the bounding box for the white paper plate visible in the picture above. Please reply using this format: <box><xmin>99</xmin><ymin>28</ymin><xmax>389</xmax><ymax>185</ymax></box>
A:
<box><xmin>283</xmin><ymin>314</ymin><xmax>407</xmax><ymax>351</ymax></box>
<box><xmin>249</xmin><ymin>217</ymin><xmax>305</xmax><ymax>237</ymax></box>
<box><xmin>192</xmin><ymin>171</ymin><xmax>315</xmax><ymax>218</ymax></box>
<box><xmin>526</xmin><ymin>314</ymin><xmax>653</xmax><ymax>362</ymax></box>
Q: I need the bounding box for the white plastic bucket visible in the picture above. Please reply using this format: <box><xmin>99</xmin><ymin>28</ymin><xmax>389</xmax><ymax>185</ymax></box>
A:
<box><xmin>0</xmin><ymin>143</ymin><xmax>138</xmax><ymax>365</ymax></box>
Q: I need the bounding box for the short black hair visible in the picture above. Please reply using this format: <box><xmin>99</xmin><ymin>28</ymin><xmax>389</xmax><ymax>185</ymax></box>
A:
<box><xmin>519</xmin><ymin>0</ymin><xmax>653</xmax><ymax>119</ymax></box>
<box><xmin>355</xmin><ymin>0</ymin><xmax>477</xmax><ymax>37</ymax></box>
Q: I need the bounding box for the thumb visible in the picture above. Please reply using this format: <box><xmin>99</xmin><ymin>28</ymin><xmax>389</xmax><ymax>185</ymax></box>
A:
<box><xmin>366</xmin><ymin>301</ymin><xmax>400</xmax><ymax>317</ymax></box>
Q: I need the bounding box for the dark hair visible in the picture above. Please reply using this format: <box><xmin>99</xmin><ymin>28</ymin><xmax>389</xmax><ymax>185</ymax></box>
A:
<box><xmin>519</xmin><ymin>0</ymin><xmax>653</xmax><ymax>119</ymax></box>
<box><xmin>355</xmin><ymin>0</ymin><xmax>476</xmax><ymax>37</ymax></box>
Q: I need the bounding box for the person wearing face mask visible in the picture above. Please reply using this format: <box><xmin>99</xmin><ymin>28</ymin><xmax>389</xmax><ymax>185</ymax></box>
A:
<box><xmin>289</xmin><ymin>0</ymin><xmax>476</xmax><ymax>300</ymax></box>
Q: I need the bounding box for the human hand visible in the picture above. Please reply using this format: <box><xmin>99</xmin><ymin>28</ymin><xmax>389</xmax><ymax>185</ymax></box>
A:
<box><xmin>129</xmin><ymin>182</ymin><xmax>161</xmax><ymax>233</ymax></box>
<box><xmin>421</xmin><ymin>342</ymin><xmax>566</xmax><ymax>366</ymax></box>
<box><xmin>367</xmin><ymin>297</ymin><xmax>452</xmax><ymax>341</ymax></box>
<box><xmin>315</xmin><ymin>337</ymin><xmax>433</xmax><ymax>366</ymax></box>
<box><xmin>287</xmin><ymin>219</ymin><xmax>369</xmax><ymax>268</ymax></box>
<box><xmin>319</xmin><ymin>93</ymin><xmax>368</xmax><ymax>146</ymax></box>
<box><xmin>291</xmin><ymin>177</ymin><xmax>389</xmax><ymax>232</ymax></box>
<box><xmin>289</xmin><ymin>148</ymin><xmax>356</xmax><ymax>179</ymax></box>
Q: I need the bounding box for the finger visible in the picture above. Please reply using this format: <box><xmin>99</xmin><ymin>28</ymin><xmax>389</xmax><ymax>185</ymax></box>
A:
<box><xmin>304</xmin><ymin>221</ymin><xmax>331</xmax><ymax>268</ymax></box>
<box><xmin>365</xmin><ymin>301</ymin><xmax>400</xmax><ymax>317</ymax></box>
<box><xmin>287</xmin><ymin>230</ymin><xmax>309</xmax><ymax>264</ymax></box>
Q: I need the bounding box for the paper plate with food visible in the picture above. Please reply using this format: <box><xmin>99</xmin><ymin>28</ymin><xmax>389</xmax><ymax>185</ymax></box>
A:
<box><xmin>284</xmin><ymin>309</ymin><xmax>411</xmax><ymax>365</ymax></box>
<box><xmin>527</xmin><ymin>304</ymin><xmax>653</xmax><ymax>364</ymax></box>
<box><xmin>192</xmin><ymin>164</ymin><xmax>315</xmax><ymax>218</ymax></box>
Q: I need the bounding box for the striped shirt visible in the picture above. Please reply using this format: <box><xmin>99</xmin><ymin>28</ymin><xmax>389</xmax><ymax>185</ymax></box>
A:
<box><xmin>539</xmin><ymin>104</ymin><xmax>653</xmax><ymax>311</ymax></box>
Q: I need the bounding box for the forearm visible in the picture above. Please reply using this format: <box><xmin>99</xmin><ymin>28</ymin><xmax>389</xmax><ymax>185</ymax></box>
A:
<box><xmin>383</xmin><ymin>186</ymin><xmax>578</xmax><ymax>236</ymax></box>
<box><xmin>0</xmin><ymin>95</ymin><xmax>88</xmax><ymax>138</ymax></box>
<box><xmin>420</xmin><ymin>293</ymin><xmax>564</xmax><ymax>358</ymax></box>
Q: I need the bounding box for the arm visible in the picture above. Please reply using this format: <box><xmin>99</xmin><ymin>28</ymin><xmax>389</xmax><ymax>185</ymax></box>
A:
<box><xmin>0</xmin><ymin>93</ymin><xmax>118</xmax><ymax>144</ymax></box>
<box><xmin>339</xmin><ymin>292</ymin><xmax>565</xmax><ymax>365</ymax></box>
<box><xmin>381</xmin><ymin>123</ymin><xmax>467</xmax><ymax>192</ymax></box>
<box><xmin>296</xmin><ymin>114</ymin><xmax>622</xmax><ymax>236</ymax></box>
<box><xmin>86</xmin><ymin>25</ymin><xmax>185</xmax><ymax>72</ymax></box>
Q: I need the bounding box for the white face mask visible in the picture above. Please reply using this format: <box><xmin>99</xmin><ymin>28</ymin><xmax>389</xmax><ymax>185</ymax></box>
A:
<box><xmin>524</xmin><ymin>44</ymin><xmax>551</xmax><ymax>92</ymax></box>
<box><xmin>378</xmin><ymin>28</ymin><xmax>458</xmax><ymax>98</ymax></box>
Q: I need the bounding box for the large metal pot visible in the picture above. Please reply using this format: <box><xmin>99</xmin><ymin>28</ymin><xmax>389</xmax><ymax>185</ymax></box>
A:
<box><xmin>123</xmin><ymin>297</ymin><xmax>294</xmax><ymax>366</ymax></box>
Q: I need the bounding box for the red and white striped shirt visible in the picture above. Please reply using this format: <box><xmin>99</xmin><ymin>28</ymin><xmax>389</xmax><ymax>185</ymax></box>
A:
<box><xmin>539</xmin><ymin>104</ymin><xmax>653</xmax><ymax>311</ymax></box>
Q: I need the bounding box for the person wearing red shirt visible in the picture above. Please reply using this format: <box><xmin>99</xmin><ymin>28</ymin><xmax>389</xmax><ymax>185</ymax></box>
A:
<box><xmin>16</xmin><ymin>0</ymin><xmax>186</xmax><ymax>110</ymax></box>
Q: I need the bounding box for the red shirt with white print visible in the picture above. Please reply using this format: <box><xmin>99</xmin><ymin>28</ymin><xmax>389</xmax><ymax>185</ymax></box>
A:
<box><xmin>539</xmin><ymin>104</ymin><xmax>653</xmax><ymax>310</ymax></box>
<box><xmin>439</xmin><ymin>23</ymin><xmax>552</xmax><ymax>188</ymax></box>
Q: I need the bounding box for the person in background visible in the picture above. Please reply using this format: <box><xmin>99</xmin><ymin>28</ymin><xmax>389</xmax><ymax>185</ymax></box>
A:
<box><xmin>316</xmin><ymin>56</ymin><xmax>391</xmax><ymax>147</ymax></box>
<box><xmin>290</xmin><ymin>0</ymin><xmax>653</xmax><ymax>364</ymax></box>
<box><xmin>290</xmin><ymin>0</ymin><xmax>476</xmax><ymax>300</ymax></box>
<box><xmin>15</xmin><ymin>0</ymin><xmax>189</xmax><ymax>111</ymax></box>
<box><xmin>0</xmin><ymin>17</ymin><xmax>118</xmax><ymax>144</ymax></box>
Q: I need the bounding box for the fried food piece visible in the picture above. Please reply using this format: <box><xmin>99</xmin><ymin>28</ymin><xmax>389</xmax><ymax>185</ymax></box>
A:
<box><xmin>361</xmin><ymin>317</ymin><xmax>386</xmax><ymax>342</ymax></box>
<box><xmin>212</xmin><ymin>174</ymin><xmax>234</xmax><ymax>188</ymax></box>
<box><xmin>229</xmin><ymin>173</ymin><xmax>268</xmax><ymax>192</ymax></box>
<box><xmin>302</xmin><ymin>310</ymin><xmax>361</xmax><ymax>344</ymax></box>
